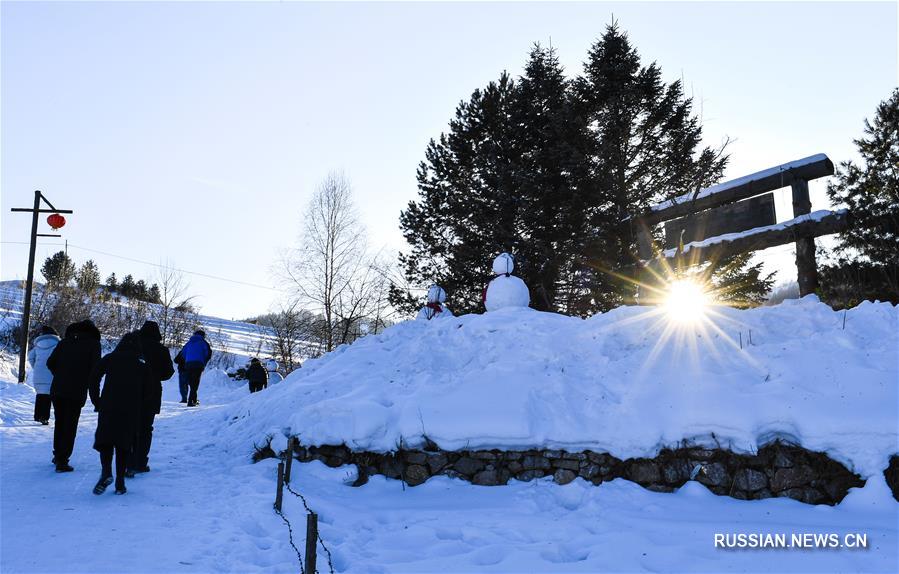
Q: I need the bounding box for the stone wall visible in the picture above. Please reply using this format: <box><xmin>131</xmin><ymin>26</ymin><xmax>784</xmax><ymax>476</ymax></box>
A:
<box><xmin>262</xmin><ymin>440</ymin><xmax>882</xmax><ymax>506</ymax></box>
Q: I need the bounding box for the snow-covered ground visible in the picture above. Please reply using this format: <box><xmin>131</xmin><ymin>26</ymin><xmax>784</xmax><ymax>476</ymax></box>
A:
<box><xmin>1</xmin><ymin>371</ymin><xmax>897</xmax><ymax>573</ymax></box>
<box><xmin>225</xmin><ymin>296</ymin><xmax>898</xmax><ymax>480</ymax></box>
<box><xmin>1</xmin><ymin>297</ymin><xmax>897</xmax><ymax>573</ymax></box>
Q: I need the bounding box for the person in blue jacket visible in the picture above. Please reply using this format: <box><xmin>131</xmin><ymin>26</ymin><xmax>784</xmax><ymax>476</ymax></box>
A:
<box><xmin>175</xmin><ymin>330</ymin><xmax>212</xmax><ymax>407</ymax></box>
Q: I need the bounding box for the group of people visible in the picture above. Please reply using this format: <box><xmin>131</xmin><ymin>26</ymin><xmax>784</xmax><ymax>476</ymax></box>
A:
<box><xmin>27</xmin><ymin>321</ymin><xmax>213</xmax><ymax>495</ymax></box>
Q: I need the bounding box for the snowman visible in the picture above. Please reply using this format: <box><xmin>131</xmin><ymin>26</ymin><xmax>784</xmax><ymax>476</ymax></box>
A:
<box><xmin>264</xmin><ymin>358</ymin><xmax>285</xmax><ymax>384</ymax></box>
<box><xmin>416</xmin><ymin>284</ymin><xmax>454</xmax><ymax>321</ymax></box>
<box><xmin>484</xmin><ymin>253</ymin><xmax>530</xmax><ymax>311</ymax></box>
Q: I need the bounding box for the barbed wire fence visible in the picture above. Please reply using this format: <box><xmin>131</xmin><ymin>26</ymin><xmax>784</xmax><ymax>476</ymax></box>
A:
<box><xmin>273</xmin><ymin>438</ymin><xmax>336</xmax><ymax>574</ymax></box>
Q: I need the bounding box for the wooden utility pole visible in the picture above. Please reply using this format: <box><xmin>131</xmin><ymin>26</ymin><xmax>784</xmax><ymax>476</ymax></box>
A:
<box><xmin>10</xmin><ymin>191</ymin><xmax>73</xmax><ymax>383</ymax></box>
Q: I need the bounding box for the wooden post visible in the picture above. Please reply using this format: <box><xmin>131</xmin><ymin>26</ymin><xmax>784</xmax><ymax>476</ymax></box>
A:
<box><xmin>305</xmin><ymin>513</ymin><xmax>318</xmax><ymax>574</ymax></box>
<box><xmin>634</xmin><ymin>218</ymin><xmax>654</xmax><ymax>261</ymax></box>
<box><xmin>791</xmin><ymin>179</ymin><xmax>818</xmax><ymax>297</ymax></box>
<box><xmin>16</xmin><ymin>191</ymin><xmax>41</xmax><ymax>383</ymax></box>
<box><xmin>274</xmin><ymin>462</ymin><xmax>284</xmax><ymax>512</ymax></box>
<box><xmin>284</xmin><ymin>437</ymin><xmax>295</xmax><ymax>484</ymax></box>
<box><xmin>633</xmin><ymin>218</ymin><xmax>655</xmax><ymax>305</ymax></box>
<box><xmin>10</xmin><ymin>191</ymin><xmax>74</xmax><ymax>383</ymax></box>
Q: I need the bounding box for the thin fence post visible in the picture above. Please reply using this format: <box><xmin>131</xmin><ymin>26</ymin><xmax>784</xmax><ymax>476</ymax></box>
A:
<box><xmin>285</xmin><ymin>437</ymin><xmax>295</xmax><ymax>484</ymax></box>
<box><xmin>275</xmin><ymin>462</ymin><xmax>284</xmax><ymax>512</ymax></box>
<box><xmin>305</xmin><ymin>513</ymin><xmax>318</xmax><ymax>574</ymax></box>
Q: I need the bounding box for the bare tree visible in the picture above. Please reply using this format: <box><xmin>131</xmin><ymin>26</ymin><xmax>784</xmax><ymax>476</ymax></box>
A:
<box><xmin>259</xmin><ymin>299</ymin><xmax>315</xmax><ymax>373</ymax></box>
<box><xmin>148</xmin><ymin>262</ymin><xmax>200</xmax><ymax>348</ymax></box>
<box><xmin>332</xmin><ymin>252</ymin><xmax>396</xmax><ymax>345</ymax></box>
<box><xmin>283</xmin><ymin>172</ymin><xmax>369</xmax><ymax>352</ymax></box>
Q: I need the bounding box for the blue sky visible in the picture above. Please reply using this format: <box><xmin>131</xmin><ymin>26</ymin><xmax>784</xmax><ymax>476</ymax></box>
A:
<box><xmin>2</xmin><ymin>1</ymin><xmax>896</xmax><ymax>319</ymax></box>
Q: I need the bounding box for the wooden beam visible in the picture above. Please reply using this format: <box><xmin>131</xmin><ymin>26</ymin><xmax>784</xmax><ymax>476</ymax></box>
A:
<box><xmin>652</xmin><ymin>209</ymin><xmax>849</xmax><ymax>269</ymax></box>
<box><xmin>639</xmin><ymin>155</ymin><xmax>834</xmax><ymax>225</ymax></box>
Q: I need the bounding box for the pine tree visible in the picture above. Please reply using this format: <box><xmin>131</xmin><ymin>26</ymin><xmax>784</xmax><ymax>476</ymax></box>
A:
<box><xmin>119</xmin><ymin>274</ymin><xmax>136</xmax><ymax>298</ymax></box>
<box><xmin>394</xmin><ymin>72</ymin><xmax>521</xmax><ymax>315</ymax></box>
<box><xmin>75</xmin><ymin>260</ymin><xmax>101</xmax><ymax>293</ymax></box>
<box><xmin>40</xmin><ymin>251</ymin><xmax>75</xmax><ymax>287</ymax></box>
<box><xmin>134</xmin><ymin>279</ymin><xmax>149</xmax><ymax>301</ymax></box>
<box><xmin>148</xmin><ymin>283</ymin><xmax>161</xmax><ymax>304</ymax></box>
<box><xmin>574</xmin><ymin>23</ymin><xmax>735</xmax><ymax>310</ymax></box>
<box><xmin>821</xmin><ymin>89</ymin><xmax>899</xmax><ymax>305</ymax></box>
<box><xmin>105</xmin><ymin>273</ymin><xmax>118</xmax><ymax>292</ymax></box>
<box><xmin>512</xmin><ymin>44</ymin><xmax>590</xmax><ymax>312</ymax></box>
<box><xmin>395</xmin><ymin>24</ymin><xmax>773</xmax><ymax>316</ymax></box>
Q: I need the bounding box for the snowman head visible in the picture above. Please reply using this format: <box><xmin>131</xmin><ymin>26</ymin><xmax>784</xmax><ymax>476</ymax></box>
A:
<box><xmin>492</xmin><ymin>253</ymin><xmax>514</xmax><ymax>276</ymax></box>
<box><xmin>426</xmin><ymin>284</ymin><xmax>446</xmax><ymax>304</ymax></box>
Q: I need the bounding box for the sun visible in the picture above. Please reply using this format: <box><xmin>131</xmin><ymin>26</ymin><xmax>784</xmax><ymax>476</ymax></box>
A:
<box><xmin>663</xmin><ymin>279</ymin><xmax>710</xmax><ymax>324</ymax></box>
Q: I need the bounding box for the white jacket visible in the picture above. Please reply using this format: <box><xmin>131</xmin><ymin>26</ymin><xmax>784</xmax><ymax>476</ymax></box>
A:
<box><xmin>27</xmin><ymin>333</ymin><xmax>60</xmax><ymax>394</ymax></box>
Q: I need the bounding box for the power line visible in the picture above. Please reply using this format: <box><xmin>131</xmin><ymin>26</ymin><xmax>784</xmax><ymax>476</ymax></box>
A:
<box><xmin>1</xmin><ymin>240</ymin><xmax>284</xmax><ymax>292</ymax></box>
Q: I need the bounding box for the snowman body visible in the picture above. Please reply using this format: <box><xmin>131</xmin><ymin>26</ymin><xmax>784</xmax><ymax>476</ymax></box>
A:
<box><xmin>264</xmin><ymin>358</ymin><xmax>285</xmax><ymax>384</ymax></box>
<box><xmin>484</xmin><ymin>253</ymin><xmax>530</xmax><ymax>311</ymax></box>
<box><xmin>416</xmin><ymin>284</ymin><xmax>454</xmax><ymax>321</ymax></box>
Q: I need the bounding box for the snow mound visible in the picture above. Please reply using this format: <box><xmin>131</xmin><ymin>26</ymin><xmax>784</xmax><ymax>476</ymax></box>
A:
<box><xmin>218</xmin><ymin>298</ymin><xmax>898</xmax><ymax>477</ymax></box>
<box><xmin>0</xmin><ymin>379</ymin><xmax>36</xmax><ymax>426</ymax></box>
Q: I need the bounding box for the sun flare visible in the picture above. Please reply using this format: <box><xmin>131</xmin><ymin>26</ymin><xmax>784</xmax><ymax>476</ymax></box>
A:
<box><xmin>663</xmin><ymin>279</ymin><xmax>709</xmax><ymax>324</ymax></box>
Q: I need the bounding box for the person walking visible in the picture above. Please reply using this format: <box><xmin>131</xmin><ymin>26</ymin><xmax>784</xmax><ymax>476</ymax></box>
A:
<box><xmin>177</xmin><ymin>330</ymin><xmax>211</xmax><ymax>407</ymax></box>
<box><xmin>245</xmin><ymin>358</ymin><xmax>268</xmax><ymax>393</ymax></box>
<box><xmin>27</xmin><ymin>325</ymin><xmax>60</xmax><ymax>425</ymax></box>
<box><xmin>88</xmin><ymin>332</ymin><xmax>152</xmax><ymax>495</ymax></box>
<box><xmin>128</xmin><ymin>320</ymin><xmax>175</xmax><ymax>475</ymax></box>
<box><xmin>46</xmin><ymin>320</ymin><xmax>102</xmax><ymax>473</ymax></box>
<box><xmin>173</xmin><ymin>352</ymin><xmax>189</xmax><ymax>403</ymax></box>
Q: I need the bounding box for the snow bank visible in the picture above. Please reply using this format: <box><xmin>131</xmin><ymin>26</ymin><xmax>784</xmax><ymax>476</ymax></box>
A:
<box><xmin>215</xmin><ymin>298</ymin><xmax>898</xmax><ymax>477</ymax></box>
<box><xmin>0</xmin><ymin>379</ymin><xmax>35</xmax><ymax>426</ymax></box>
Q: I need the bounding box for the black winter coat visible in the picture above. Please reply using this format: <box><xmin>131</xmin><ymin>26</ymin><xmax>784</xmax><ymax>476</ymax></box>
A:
<box><xmin>138</xmin><ymin>321</ymin><xmax>175</xmax><ymax>414</ymax></box>
<box><xmin>46</xmin><ymin>320</ymin><xmax>102</xmax><ymax>407</ymax></box>
<box><xmin>89</xmin><ymin>333</ymin><xmax>153</xmax><ymax>450</ymax></box>
<box><xmin>246</xmin><ymin>362</ymin><xmax>268</xmax><ymax>386</ymax></box>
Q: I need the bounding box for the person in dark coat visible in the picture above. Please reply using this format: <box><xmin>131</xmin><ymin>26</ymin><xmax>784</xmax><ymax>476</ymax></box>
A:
<box><xmin>88</xmin><ymin>332</ymin><xmax>153</xmax><ymax>495</ymax></box>
<box><xmin>246</xmin><ymin>358</ymin><xmax>268</xmax><ymax>393</ymax></box>
<box><xmin>128</xmin><ymin>320</ymin><xmax>175</xmax><ymax>475</ymax></box>
<box><xmin>46</xmin><ymin>320</ymin><xmax>102</xmax><ymax>472</ymax></box>
<box><xmin>173</xmin><ymin>351</ymin><xmax>188</xmax><ymax>403</ymax></box>
<box><xmin>176</xmin><ymin>330</ymin><xmax>212</xmax><ymax>407</ymax></box>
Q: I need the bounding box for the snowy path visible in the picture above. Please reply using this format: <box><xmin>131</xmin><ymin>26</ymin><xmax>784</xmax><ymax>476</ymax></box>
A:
<box><xmin>1</xmin><ymin>379</ymin><xmax>299</xmax><ymax>573</ymax></box>
<box><xmin>2</xmin><ymin>375</ymin><xmax>897</xmax><ymax>573</ymax></box>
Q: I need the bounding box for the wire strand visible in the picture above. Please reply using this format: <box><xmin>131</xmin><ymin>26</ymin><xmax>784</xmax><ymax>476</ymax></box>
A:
<box><xmin>1</xmin><ymin>240</ymin><xmax>283</xmax><ymax>292</ymax></box>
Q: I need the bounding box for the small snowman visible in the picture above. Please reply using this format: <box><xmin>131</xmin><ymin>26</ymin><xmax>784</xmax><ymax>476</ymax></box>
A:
<box><xmin>484</xmin><ymin>253</ymin><xmax>530</xmax><ymax>311</ymax></box>
<box><xmin>264</xmin><ymin>358</ymin><xmax>285</xmax><ymax>384</ymax></box>
<box><xmin>416</xmin><ymin>284</ymin><xmax>454</xmax><ymax>321</ymax></box>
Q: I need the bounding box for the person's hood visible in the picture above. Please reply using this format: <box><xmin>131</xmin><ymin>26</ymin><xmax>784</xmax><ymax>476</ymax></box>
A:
<box><xmin>33</xmin><ymin>333</ymin><xmax>60</xmax><ymax>349</ymax></box>
<box><xmin>114</xmin><ymin>332</ymin><xmax>143</xmax><ymax>356</ymax></box>
<box><xmin>68</xmin><ymin>320</ymin><xmax>101</xmax><ymax>341</ymax></box>
<box><xmin>139</xmin><ymin>320</ymin><xmax>162</xmax><ymax>342</ymax></box>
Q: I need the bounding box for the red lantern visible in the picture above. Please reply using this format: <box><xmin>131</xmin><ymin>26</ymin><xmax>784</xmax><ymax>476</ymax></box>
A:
<box><xmin>47</xmin><ymin>213</ymin><xmax>66</xmax><ymax>230</ymax></box>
